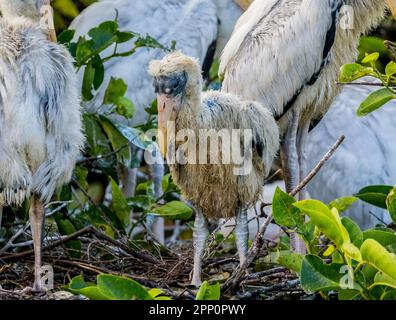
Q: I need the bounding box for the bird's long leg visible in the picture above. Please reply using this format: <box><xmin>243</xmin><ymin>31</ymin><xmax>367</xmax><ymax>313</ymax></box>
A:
<box><xmin>28</xmin><ymin>194</ymin><xmax>45</xmax><ymax>292</ymax></box>
<box><xmin>297</xmin><ymin>118</ymin><xmax>311</xmax><ymax>201</ymax></box>
<box><xmin>0</xmin><ymin>206</ymin><xmax>3</xmax><ymax>229</ymax></box>
<box><xmin>121</xmin><ymin>166</ymin><xmax>138</xmax><ymax>198</ymax></box>
<box><xmin>235</xmin><ymin>207</ymin><xmax>249</xmax><ymax>267</ymax></box>
<box><xmin>280</xmin><ymin>111</ymin><xmax>300</xmax><ymax>193</ymax></box>
<box><xmin>280</xmin><ymin>110</ymin><xmax>306</xmax><ymax>254</ymax></box>
<box><xmin>191</xmin><ymin>208</ymin><xmax>209</xmax><ymax>287</ymax></box>
<box><xmin>146</xmin><ymin>147</ymin><xmax>165</xmax><ymax>244</ymax></box>
<box><xmin>121</xmin><ymin>148</ymin><xmax>143</xmax><ymax>198</ymax></box>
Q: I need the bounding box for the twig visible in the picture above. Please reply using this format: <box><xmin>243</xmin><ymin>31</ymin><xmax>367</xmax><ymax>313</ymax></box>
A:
<box><xmin>77</xmin><ymin>144</ymin><xmax>129</xmax><ymax>164</ymax></box>
<box><xmin>242</xmin><ymin>267</ymin><xmax>287</xmax><ymax>281</ymax></box>
<box><xmin>336</xmin><ymin>82</ymin><xmax>390</xmax><ymax>87</ymax></box>
<box><xmin>385</xmin><ymin>40</ymin><xmax>396</xmax><ymax>62</ymax></box>
<box><xmin>237</xmin><ymin>279</ymin><xmax>301</xmax><ymax>299</ymax></box>
<box><xmin>222</xmin><ymin>135</ymin><xmax>345</xmax><ymax>292</ymax></box>
<box><xmin>0</xmin><ymin>201</ymin><xmax>72</xmax><ymax>253</ymax></box>
<box><xmin>0</xmin><ymin>226</ymin><xmax>94</xmax><ymax>261</ymax></box>
<box><xmin>0</xmin><ymin>225</ymin><xmax>161</xmax><ymax>266</ymax></box>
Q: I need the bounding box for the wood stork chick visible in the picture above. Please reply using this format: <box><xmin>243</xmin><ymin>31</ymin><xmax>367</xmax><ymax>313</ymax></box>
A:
<box><xmin>0</xmin><ymin>0</ymin><xmax>84</xmax><ymax>291</ymax></box>
<box><xmin>149</xmin><ymin>52</ymin><xmax>279</xmax><ymax>285</ymax></box>
<box><xmin>70</xmin><ymin>0</ymin><xmax>247</xmax><ymax>243</ymax></box>
<box><xmin>220</xmin><ymin>0</ymin><xmax>396</xmax><ymax>252</ymax></box>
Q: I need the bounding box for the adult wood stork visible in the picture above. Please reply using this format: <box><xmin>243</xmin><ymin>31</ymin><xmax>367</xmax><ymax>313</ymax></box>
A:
<box><xmin>0</xmin><ymin>0</ymin><xmax>84</xmax><ymax>291</ymax></box>
<box><xmin>306</xmin><ymin>77</ymin><xmax>396</xmax><ymax>229</ymax></box>
<box><xmin>149</xmin><ymin>51</ymin><xmax>279</xmax><ymax>286</ymax></box>
<box><xmin>69</xmin><ymin>0</ymin><xmax>246</xmax><ymax>242</ymax></box>
<box><xmin>220</xmin><ymin>0</ymin><xmax>396</xmax><ymax>252</ymax></box>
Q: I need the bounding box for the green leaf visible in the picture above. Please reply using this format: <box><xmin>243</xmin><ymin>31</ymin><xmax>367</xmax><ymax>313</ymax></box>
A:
<box><xmin>294</xmin><ymin>200</ymin><xmax>361</xmax><ymax>261</ymax></box>
<box><xmin>73</xmin><ymin>165</ymin><xmax>89</xmax><ymax>191</ymax></box>
<box><xmin>341</xmin><ymin>217</ymin><xmax>364</xmax><ymax>247</ymax></box>
<box><xmin>363</xmin><ymin>229</ymin><xmax>396</xmax><ymax>247</ymax></box>
<box><xmin>300</xmin><ymin>255</ymin><xmax>345</xmax><ymax>292</ymax></box>
<box><xmin>76</xmin><ymin>39</ymin><xmax>94</xmax><ymax>65</ymax></box>
<box><xmin>386</xmin><ymin>186</ymin><xmax>396</xmax><ymax>223</ymax></box>
<box><xmin>97</xmin><ymin>274</ymin><xmax>153</xmax><ymax>300</ymax></box>
<box><xmin>272</xmin><ymin>187</ymin><xmax>303</xmax><ymax>228</ymax></box>
<box><xmin>110</xmin><ymin>178</ymin><xmax>130</xmax><ymax>227</ymax></box>
<box><xmin>294</xmin><ymin>200</ymin><xmax>346</xmax><ymax>248</ymax></box>
<box><xmin>385</xmin><ymin>61</ymin><xmax>396</xmax><ymax>78</ymax></box>
<box><xmin>195</xmin><ymin>281</ymin><xmax>220</xmax><ymax>300</ymax></box>
<box><xmin>151</xmin><ymin>201</ymin><xmax>193</xmax><ymax>221</ymax></box>
<box><xmin>148</xmin><ymin>288</ymin><xmax>172</xmax><ymax>300</ymax></box>
<box><xmin>115</xmin><ymin>123</ymin><xmax>154</xmax><ymax>150</ymax></box>
<box><xmin>98</xmin><ymin>115</ymin><xmax>131</xmax><ymax>166</ymax></box>
<box><xmin>57</xmin><ymin>29</ymin><xmax>75</xmax><ymax>45</ymax></box>
<box><xmin>361</xmin><ymin>52</ymin><xmax>380</xmax><ymax>64</ymax></box>
<box><xmin>67</xmin><ymin>274</ymin><xmax>154</xmax><ymax>300</ymax></box>
<box><xmin>88</xmin><ymin>21</ymin><xmax>118</xmax><ymax>52</ymax></box>
<box><xmin>357</xmin><ymin>88</ymin><xmax>395</xmax><ymax>116</ymax></box>
<box><xmin>329</xmin><ymin>197</ymin><xmax>357</xmax><ymax>213</ymax></box>
<box><xmin>354</xmin><ymin>185</ymin><xmax>393</xmax><ymax>209</ymax></box>
<box><xmin>361</xmin><ymin>239</ymin><xmax>396</xmax><ymax>280</ymax></box>
<box><xmin>338</xmin><ymin>289</ymin><xmax>362</xmax><ymax>300</ymax></box>
<box><xmin>339</xmin><ymin>63</ymin><xmax>373</xmax><ymax>83</ymax></box>
<box><xmin>54</xmin><ymin>216</ymin><xmax>81</xmax><ymax>259</ymax></box>
<box><xmin>67</xmin><ymin>276</ymin><xmax>108</xmax><ymax>300</ymax></box>
<box><xmin>92</xmin><ymin>55</ymin><xmax>105</xmax><ymax>90</ymax></box>
<box><xmin>261</xmin><ymin>251</ymin><xmax>304</xmax><ymax>274</ymax></box>
<box><xmin>373</xmin><ymin>272</ymin><xmax>396</xmax><ymax>290</ymax></box>
<box><xmin>82</xmin><ymin>61</ymin><xmax>95</xmax><ymax>101</ymax></box>
<box><xmin>103</xmin><ymin>77</ymin><xmax>127</xmax><ymax>104</ymax></box>
<box><xmin>103</xmin><ymin>78</ymin><xmax>135</xmax><ymax>118</ymax></box>
<box><xmin>116</xmin><ymin>31</ymin><xmax>135</xmax><ymax>43</ymax></box>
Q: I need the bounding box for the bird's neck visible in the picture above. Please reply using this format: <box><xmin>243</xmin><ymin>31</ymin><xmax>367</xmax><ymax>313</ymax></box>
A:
<box><xmin>177</xmin><ymin>91</ymin><xmax>202</xmax><ymax>129</ymax></box>
<box><xmin>2</xmin><ymin>15</ymin><xmax>40</xmax><ymax>27</ymax></box>
<box><xmin>346</xmin><ymin>0</ymin><xmax>388</xmax><ymax>34</ymax></box>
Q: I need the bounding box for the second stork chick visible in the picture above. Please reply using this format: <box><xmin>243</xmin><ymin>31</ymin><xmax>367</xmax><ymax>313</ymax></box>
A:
<box><xmin>149</xmin><ymin>52</ymin><xmax>279</xmax><ymax>286</ymax></box>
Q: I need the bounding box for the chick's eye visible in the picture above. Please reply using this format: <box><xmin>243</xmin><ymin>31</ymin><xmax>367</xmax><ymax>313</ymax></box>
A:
<box><xmin>172</xmin><ymin>80</ymin><xmax>179</xmax><ymax>89</ymax></box>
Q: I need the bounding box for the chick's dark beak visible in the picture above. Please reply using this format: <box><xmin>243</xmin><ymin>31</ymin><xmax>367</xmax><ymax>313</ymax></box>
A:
<box><xmin>153</xmin><ymin>73</ymin><xmax>187</xmax><ymax>157</ymax></box>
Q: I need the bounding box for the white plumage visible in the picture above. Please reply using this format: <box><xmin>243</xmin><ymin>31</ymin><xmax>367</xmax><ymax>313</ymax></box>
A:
<box><xmin>0</xmin><ymin>2</ymin><xmax>83</xmax><ymax>205</ymax></box>
<box><xmin>307</xmin><ymin>77</ymin><xmax>396</xmax><ymax>229</ymax></box>
<box><xmin>0</xmin><ymin>0</ymin><xmax>84</xmax><ymax>291</ymax></box>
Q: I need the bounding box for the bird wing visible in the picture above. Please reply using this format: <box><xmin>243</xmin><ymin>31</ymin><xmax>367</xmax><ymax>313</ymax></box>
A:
<box><xmin>220</xmin><ymin>0</ymin><xmax>344</xmax><ymax>118</ymax></box>
<box><xmin>70</xmin><ymin>0</ymin><xmax>218</xmax><ymax>124</ymax></box>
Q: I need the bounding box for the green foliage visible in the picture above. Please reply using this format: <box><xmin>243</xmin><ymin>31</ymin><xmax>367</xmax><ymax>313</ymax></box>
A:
<box><xmin>67</xmin><ymin>274</ymin><xmax>170</xmax><ymax>300</ymax></box>
<box><xmin>195</xmin><ymin>281</ymin><xmax>221</xmax><ymax>300</ymax></box>
<box><xmin>271</xmin><ymin>188</ymin><xmax>396</xmax><ymax>300</ymax></box>
<box><xmin>354</xmin><ymin>185</ymin><xmax>393</xmax><ymax>209</ymax></box>
<box><xmin>339</xmin><ymin>40</ymin><xmax>396</xmax><ymax>116</ymax></box>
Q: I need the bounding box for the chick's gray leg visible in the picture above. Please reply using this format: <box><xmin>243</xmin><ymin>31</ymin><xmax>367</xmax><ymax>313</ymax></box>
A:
<box><xmin>147</xmin><ymin>147</ymin><xmax>165</xmax><ymax>244</ymax></box>
<box><xmin>280</xmin><ymin>111</ymin><xmax>306</xmax><ymax>254</ymax></box>
<box><xmin>235</xmin><ymin>207</ymin><xmax>249</xmax><ymax>266</ymax></box>
<box><xmin>191</xmin><ymin>209</ymin><xmax>209</xmax><ymax>287</ymax></box>
<box><xmin>29</xmin><ymin>195</ymin><xmax>45</xmax><ymax>292</ymax></box>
